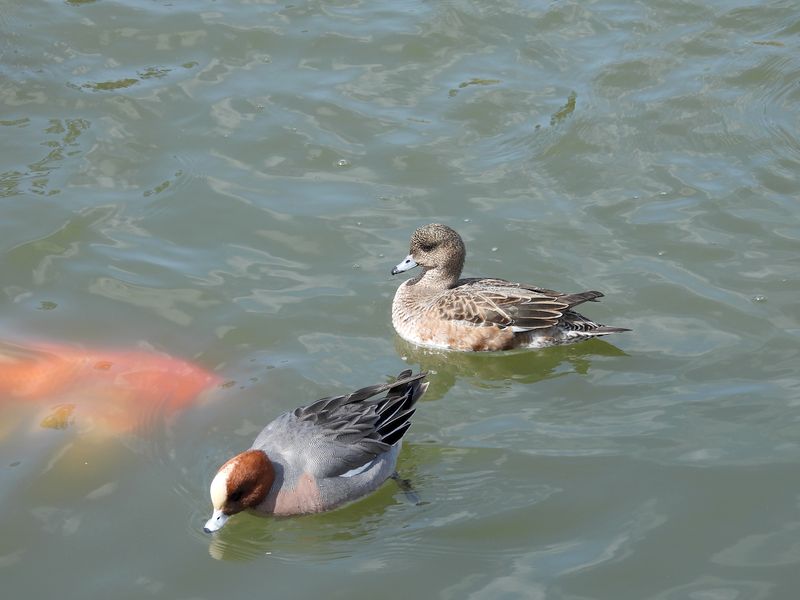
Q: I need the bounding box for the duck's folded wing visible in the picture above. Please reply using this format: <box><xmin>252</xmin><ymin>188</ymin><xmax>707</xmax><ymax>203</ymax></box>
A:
<box><xmin>259</xmin><ymin>371</ymin><xmax>427</xmax><ymax>478</ymax></box>
<box><xmin>435</xmin><ymin>282</ymin><xmax>569</xmax><ymax>331</ymax></box>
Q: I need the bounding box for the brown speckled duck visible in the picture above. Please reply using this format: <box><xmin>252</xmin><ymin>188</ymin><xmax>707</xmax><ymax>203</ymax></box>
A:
<box><xmin>391</xmin><ymin>223</ymin><xmax>630</xmax><ymax>352</ymax></box>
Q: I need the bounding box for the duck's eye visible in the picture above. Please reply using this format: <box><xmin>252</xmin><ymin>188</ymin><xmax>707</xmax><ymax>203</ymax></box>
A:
<box><xmin>419</xmin><ymin>242</ymin><xmax>435</xmax><ymax>252</ymax></box>
<box><xmin>229</xmin><ymin>489</ymin><xmax>243</xmax><ymax>503</ymax></box>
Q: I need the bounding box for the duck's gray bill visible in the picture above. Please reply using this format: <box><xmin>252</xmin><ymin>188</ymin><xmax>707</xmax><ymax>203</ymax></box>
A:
<box><xmin>203</xmin><ymin>509</ymin><xmax>229</xmax><ymax>534</ymax></box>
<box><xmin>391</xmin><ymin>255</ymin><xmax>418</xmax><ymax>275</ymax></box>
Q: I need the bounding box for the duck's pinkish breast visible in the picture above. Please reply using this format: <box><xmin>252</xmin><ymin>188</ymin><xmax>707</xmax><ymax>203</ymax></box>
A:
<box><xmin>270</xmin><ymin>472</ymin><xmax>324</xmax><ymax>516</ymax></box>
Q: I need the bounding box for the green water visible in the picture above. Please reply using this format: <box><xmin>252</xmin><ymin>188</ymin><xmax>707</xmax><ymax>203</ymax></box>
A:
<box><xmin>2</xmin><ymin>0</ymin><xmax>799</xmax><ymax>598</ymax></box>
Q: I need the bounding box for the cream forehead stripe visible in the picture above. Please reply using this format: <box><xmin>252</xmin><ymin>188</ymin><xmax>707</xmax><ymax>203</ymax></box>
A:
<box><xmin>210</xmin><ymin>462</ymin><xmax>235</xmax><ymax>509</ymax></box>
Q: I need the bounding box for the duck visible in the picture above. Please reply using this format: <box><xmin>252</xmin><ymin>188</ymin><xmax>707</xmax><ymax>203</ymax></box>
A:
<box><xmin>391</xmin><ymin>223</ymin><xmax>630</xmax><ymax>351</ymax></box>
<box><xmin>203</xmin><ymin>370</ymin><xmax>428</xmax><ymax>533</ymax></box>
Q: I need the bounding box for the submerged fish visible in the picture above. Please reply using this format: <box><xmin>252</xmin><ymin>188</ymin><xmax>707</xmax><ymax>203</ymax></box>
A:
<box><xmin>0</xmin><ymin>340</ymin><xmax>222</xmax><ymax>435</ymax></box>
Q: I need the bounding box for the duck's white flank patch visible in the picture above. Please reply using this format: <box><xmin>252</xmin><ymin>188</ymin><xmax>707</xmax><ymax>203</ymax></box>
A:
<box><xmin>339</xmin><ymin>457</ymin><xmax>377</xmax><ymax>478</ymax></box>
<box><xmin>210</xmin><ymin>462</ymin><xmax>235</xmax><ymax>509</ymax></box>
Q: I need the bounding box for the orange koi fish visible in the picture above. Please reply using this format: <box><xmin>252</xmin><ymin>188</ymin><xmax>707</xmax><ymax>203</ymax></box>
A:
<box><xmin>0</xmin><ymin>340</ymin><xmax>222</xmax><ymax>435</ymax></box>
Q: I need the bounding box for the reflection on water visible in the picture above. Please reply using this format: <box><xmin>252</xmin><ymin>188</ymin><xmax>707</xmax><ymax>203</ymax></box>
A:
<box><xmin>0</xmin><ymin>117</ymin><xmax>92</xmax><ymax>198</ymax></box>
<box><xmin>204</xmin><ymin>483</ymin><xmax>410</xmax><ymax>563</ymax></box>
<box><xmin>394</xmin><ymin>336</ymin><xmax>628</xmax><ymax>400</ymax></box>
<box><xmin>200</xmin><ymin>442</ymin><xmax>442</xmax><ymax>563</ymax></box>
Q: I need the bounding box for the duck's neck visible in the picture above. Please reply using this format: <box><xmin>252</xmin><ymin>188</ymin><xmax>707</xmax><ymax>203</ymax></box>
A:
<box><xmin>409</xmin><ymin>266</ymin><xmax>460</xmax><ymax>290</ymax></box>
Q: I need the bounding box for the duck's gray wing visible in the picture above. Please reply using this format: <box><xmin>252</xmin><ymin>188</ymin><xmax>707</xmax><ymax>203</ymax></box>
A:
<box><xmin>253</xmin><ymin>371</ymin><xmax>428</xmax><ymax>478</ymax></box>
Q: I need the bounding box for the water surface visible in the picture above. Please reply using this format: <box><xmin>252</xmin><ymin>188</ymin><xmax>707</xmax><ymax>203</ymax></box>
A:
<box><xmin>2</xmin><ymin>0</ymin><xmax>799</xmax><ymax>598</ymax></box>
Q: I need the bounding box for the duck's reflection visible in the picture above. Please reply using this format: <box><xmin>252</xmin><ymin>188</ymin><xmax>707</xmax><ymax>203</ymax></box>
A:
<box><xmin>393</xmin><ymin>336</ymin><xmax>628</xmax><ymax>400</ymax></box>
<box><xmin>205</xmin><ymin>475</ymin><xmax>419</xmax><ymax>562</ymax></box>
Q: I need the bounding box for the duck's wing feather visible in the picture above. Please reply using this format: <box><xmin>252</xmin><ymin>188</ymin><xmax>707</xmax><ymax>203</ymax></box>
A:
<box><xmin>255</xmin><ymin>371</ymin><xmax>428</xmax><ymax>478</ymax></box>
<box><xmin>434</xmin><ymin>278</ymin><xmax>605</xmax><ymax>332</ymax></box>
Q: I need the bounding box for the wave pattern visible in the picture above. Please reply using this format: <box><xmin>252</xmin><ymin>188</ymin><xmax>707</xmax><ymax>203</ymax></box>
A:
<box><xmin>2</xmin><ymin>0</ymin><xmax>800</xmax><ymax>598</ymax></box>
